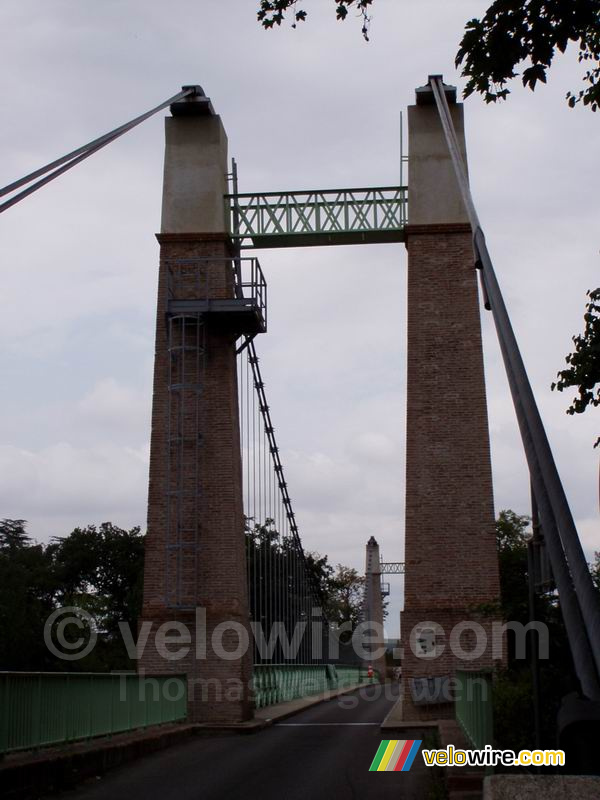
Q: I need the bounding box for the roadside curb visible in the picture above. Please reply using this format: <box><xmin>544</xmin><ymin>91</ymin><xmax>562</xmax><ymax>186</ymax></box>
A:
<box><xmin>0</xmin><ymin>723</ymin><xmax>197</xmax><ymax>800</ymax></box>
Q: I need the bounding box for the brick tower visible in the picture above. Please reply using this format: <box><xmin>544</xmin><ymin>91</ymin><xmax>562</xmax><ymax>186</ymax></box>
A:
<box><xmin>401</xmin><ymin>82</ymin><xmax>501</xmax><ymax>720</ymax></box>
<box><xmin>139</xmin><ymin>90</ymin><xmax>261</xmax><ymax>723</ymax></box>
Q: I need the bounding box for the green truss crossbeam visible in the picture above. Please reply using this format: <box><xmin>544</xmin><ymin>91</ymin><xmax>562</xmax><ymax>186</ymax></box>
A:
<box><xmin>380</xmin><ymin>562</ymin><xmax>405</xmax><ymax>574</ymax></box>
<box><xmin>227</xmin><ymin>185</ymin><xmax>407</xmax><ymax>249</ymax></box>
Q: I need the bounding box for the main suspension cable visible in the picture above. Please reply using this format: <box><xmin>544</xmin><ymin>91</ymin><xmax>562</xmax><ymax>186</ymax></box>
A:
<box><xmin>0</xmin><ymin>86</ymin><xmax>198</xmax><ymax>213</ymax></box>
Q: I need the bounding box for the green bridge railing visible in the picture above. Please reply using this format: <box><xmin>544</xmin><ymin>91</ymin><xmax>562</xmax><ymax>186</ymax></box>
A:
<box><xmin>0</xmin><ymin>672</ymin><xmax>187</xmax><ymax>756</ymax></box>
<box><xmin>253</xmin><ymin>663</ymin><xmax>372</xmax><ymax>709</ymax></box>
<box><xmin>455</xmin><ymin>670</ymin><xmax>494</xmax><ymax>761</ymax></box>
<box><xmin>1</xmin><ymin>665</ymin><xmax>372</xmax><ymax>754</ymax></box>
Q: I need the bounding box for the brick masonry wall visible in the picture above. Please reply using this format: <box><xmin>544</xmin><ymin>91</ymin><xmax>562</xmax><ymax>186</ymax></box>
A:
<box><xmin>139</xmin><ymin>234</ymin><xmax>252</xmax><ymax>724</ymax></box>
<box><xmin>401</xmin><ymin>225</ymin><xmax>502</xmax><ymax>721</ymax></box>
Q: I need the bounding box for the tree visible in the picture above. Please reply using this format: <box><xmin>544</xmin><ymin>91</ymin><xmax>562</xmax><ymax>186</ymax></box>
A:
<box><xmin>456</xmin><ymin>1</ymin><xmax>600</xmax><ymax>111</ymax></box>
<box><xmin>245</xmin><ymin>517</ymin><xmax>366</xmax><ymax>625</ymax></box>
<box><xmin>46</xmin><ymin>523</ymin><xmax>145</xmax><ymax>669</ymax></box>
<box><xmin>245</xmin><ymin>517</ymin><xmax>367</xmax><ymax>628</ymax></box>
<box><xmin>0</xmin><ymin>518</ymin><xmax>31</xmax><ymax>550</ymax></box>
<box><xmin>258</xmin><ymin>0</ymin><xmax>373</xmax><ymax>39</ymax></box>
<box><xmin>590</xmin><ymin>551</ymin><xmax>600</xmax><ymax>592</ymax></box>
<box><xmin>0</xmin><ymin>520</ymin><xmax>145</xmax><ymax>672</ymax></box>
<box><xmin>0</xmin><ymin>520</ymin><xmax>57</xmax><ymax>670</ymax></box>
<box><xmin>492</xmin><ymin>509</ymin><xmax>577</xmax><ymax>750</ymax></box>
<box><xmin>495</xmin><ymin>509</ymin><xmax>531</xmax><ymax>626</ymax></box>
<box><xmin>328</xmin><ymin>564</ymin><xmax>365</xmax><ymax>634</ymax></box>
<box><xmin>257</xmin><ymin>0</ymin><xmax>600</xmax><ymax>111</ymax></box>
<box><xmin>552</xmin><ymin>288</ymin><xmax>600</xmax><ymax>446</ymax></box>
<box><xmin>305</xmin><ymin>549</ymin><xmax>335</xmax><ymax>606</ymax></box>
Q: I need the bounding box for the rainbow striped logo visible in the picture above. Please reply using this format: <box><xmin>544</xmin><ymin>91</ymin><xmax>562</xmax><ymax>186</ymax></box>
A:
<box><xmin>369</xmin><ymin>739</ymin><xmax>422</xmax><ymax>772</ymax></box>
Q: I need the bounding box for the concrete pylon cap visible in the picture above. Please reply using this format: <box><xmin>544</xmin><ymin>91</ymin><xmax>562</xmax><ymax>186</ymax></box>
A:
<box><xmin>171</xmin><ymin>85</ymin><xmax>215</xmax><ymax>117</ymax></box>
<box><xmin>415</xmin><ymin>76</ymin><xmax>457</xmax><ymax>105</ymax></box>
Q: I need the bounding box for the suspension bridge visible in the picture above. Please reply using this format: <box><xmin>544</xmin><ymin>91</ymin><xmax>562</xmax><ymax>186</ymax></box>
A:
<box><xmin>1</xmin><ymin>76</ymin><xmax>600</xmax><ymax>791</ymax></box>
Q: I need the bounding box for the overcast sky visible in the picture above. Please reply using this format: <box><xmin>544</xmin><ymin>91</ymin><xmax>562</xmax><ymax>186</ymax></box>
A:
<box><xmin>0</xmin><ymin>1</ymin><xmax>598</xmax><ymax>636</ymax></box>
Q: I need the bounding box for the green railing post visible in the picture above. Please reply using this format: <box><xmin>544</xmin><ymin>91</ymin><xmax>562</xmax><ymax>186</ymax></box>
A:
<box><xmin>456</xmin><ymin>670</ymin><xmax>494</xmax><ymax>773</ymax></box>
<box><xmin>33</xmin><ymin>674</ymin><xmax>41</xmax><ymax>751</ymax></box>
<box><xmin>0</xmin><ymin>673</ymin><xmax>187</xmax><ymax>756</ymax></box>
<box><xmin>0</xmin><ymin>675</ymin><xmax>7</xmax><ymax>755</ymax></box>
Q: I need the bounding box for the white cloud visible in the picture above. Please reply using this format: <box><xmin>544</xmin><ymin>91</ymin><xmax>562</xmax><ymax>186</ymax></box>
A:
<box><xmin>78</xmin><ymin>377</ymin><xmax>151</xmax><ymax>440</ymax></box>
<box><xmin>0</xmin><ymin>0</ymin><xmax>598</xmax><ymax>636</ymax></box>
<box><xmin>0</xmin><ymin>442</ymin><xmax>149</xmax><ymax>537</ymax></box>
<box><xmin>347</xmin><ymin>432</ymin><xmax>399</xmax><ymax>464</ymax></box>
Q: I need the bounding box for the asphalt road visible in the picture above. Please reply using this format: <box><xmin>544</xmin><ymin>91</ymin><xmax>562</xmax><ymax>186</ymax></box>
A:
<box><xmin>57</xmin><ymin>684</ymin><xmax>437</xmax><ymax>800</ymax></box>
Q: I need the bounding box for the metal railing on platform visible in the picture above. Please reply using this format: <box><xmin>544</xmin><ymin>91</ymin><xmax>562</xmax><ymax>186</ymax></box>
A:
<box><xmin>166</xmin><ymin>256</ymin><xmax>267</xmax><ymax>334</ymax></box>
<box><xmin>0</xmin><ymin>672</ymin><xmax>187</xmax><ymax>756</ymax></box>
<box><xmin>455</xmin><ymin>670</ymin><xmax>494</xmax><ymax>754</ymax></box>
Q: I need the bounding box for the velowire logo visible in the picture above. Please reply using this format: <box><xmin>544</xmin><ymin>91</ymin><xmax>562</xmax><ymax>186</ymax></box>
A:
<box><xmin>369</xmin><ymin>739</ymin><xmax>422</xmax><ymax>772</ymax></box>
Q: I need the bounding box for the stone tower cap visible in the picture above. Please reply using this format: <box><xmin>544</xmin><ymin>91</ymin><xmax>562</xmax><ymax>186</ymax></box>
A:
<box><xmin>170</xmin><ymin>85</ymin><xmax>215</xmax><ymax>117</ymax></box>
<box><xmin>415</xmin><ymin>76</ymin><xmax>457</xmax><ymax>105</ymax></box>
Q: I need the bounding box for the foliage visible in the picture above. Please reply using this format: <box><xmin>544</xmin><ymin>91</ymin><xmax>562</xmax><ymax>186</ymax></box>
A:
<box><xmin>305</xmin><ymin>549</ymin><xmax>335</xmax><ymax>606</ymax></box>
<box><xmin>0</xmin><ymin>520</ymin><xmax>57</xmax><ymax>670</ymax></box>
<box><xmin>46</xmin><ymin>523</ymin><xmax>145</xmax><ymax>669</ymax></box>
<box><xmin>2</xmin><ymin>514</ymin><xmax>383</xmax><ymax>671</ymax></box>
<box><xmin>257</xmin><ymin>0</ymin><xmax>600</xmax><ymax>111</ymax></box>
<box><xmin>590</xmin><ymin>550</ymin><xmax>600</xmax><ymax>592</ymax></box>
<box><xmin>456</xmin><ymin>1</ymin><xmax>600</xmax><ymax>110</ymax></box>
<box><xmin>328</xmin><ymin>564</ymin><xmax>366</xmax><ymax>633</ymax></box>
<box><xmin>496</xmin><ymin>509</ymin><xmax>531</xmax><ymax>627</ymax></box>
<box><xmin>310</xmin><ymin>560</ymin><xmax>368</xmax><ymax>645</ymax></box>
<box><xmin>552</xmin><ymin>288</ymin><xmax>600</xmax><ymax>446</ymax></box>
<box><xmin>492</xmin><ymin>509</ymin><xmax>578</xmax><ymax>750</ymax></box>
<box><xmin>0</xmin><ymin>518</ymin><xmax>31</xmax><ymax>549</ymax></box>
<box><xmin>257</xmin><ymin>0</ymin><xmax>373</xmax><ymax>39</ymax></box>
<box><xmin>493</xmin><ymin>666</ymin><xmax>538</xmax><ymax>753</ymax></box>
<box><xmin>0</xmin><ymin>520</ymin><xmax>144</xmax><ymax>671</ymax></box>
<box><xmin>244</xmin><ymin>517</ymin><xmax>369</xmax><ymax>641</ymax></box>
<box><xmin>245</xmin><ymin>516</ymin><xmax>315</xmax><ymax>643</ymax></box>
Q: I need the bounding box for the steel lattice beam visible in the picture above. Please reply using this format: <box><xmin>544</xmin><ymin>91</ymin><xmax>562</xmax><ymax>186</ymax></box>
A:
<box><xmin>380</xmin><ymin>562</ymin><xmax>405</xmax><ymax>575</ymax></box>
<box><xmin>227</xmin><ymin>185</ymin><xmax>407</xmax><ymax>248</ymax></box>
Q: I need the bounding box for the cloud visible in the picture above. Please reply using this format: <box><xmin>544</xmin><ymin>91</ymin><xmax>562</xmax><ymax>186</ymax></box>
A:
<box><xmin>0</xmin><ymin>0</ymin><xmax>599</xmax><ymax>638</ymax></box>
<box><xmin>78</xmin><ymin>377</ymin><xmax>150</xmax><ymax>439</ymax></box>
<box><xmin>0</xmin><ymin>442</ymin><xmax>149</xmax><ymax>538</ymax></box>
<box><xmin>347</xmin><ymin>432</ymin><xmax>399</xmax><ymax>464</ymax></box>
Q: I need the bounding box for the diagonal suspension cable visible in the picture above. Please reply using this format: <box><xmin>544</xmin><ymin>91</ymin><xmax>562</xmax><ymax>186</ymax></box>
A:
<box><xmin>0</xmin><ymin>86</ymin><xmax>198</xmax><ymax>214</ymax></box>
<box><xmin>429</xmin><ymin>74</ymin><xmax>600</xmax><ymax>700</ymax></box>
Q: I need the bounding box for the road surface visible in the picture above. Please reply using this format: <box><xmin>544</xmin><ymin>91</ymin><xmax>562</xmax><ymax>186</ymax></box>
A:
<box><xmin>56</xmin><ymin>683</ymin><xmax>436</xmax><ymax>800</ymax></box>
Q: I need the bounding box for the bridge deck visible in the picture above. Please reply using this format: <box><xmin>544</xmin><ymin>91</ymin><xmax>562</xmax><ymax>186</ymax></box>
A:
<box><xmin>57</xmin><ymin>684</ymin><xmax>435</xmax><ymax>800</ymax></box>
